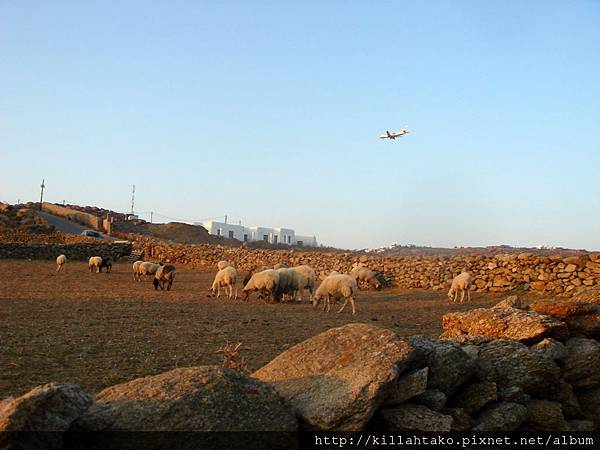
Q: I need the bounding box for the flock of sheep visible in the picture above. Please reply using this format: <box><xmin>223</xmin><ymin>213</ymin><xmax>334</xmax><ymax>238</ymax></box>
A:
<box><xmin>54</xmin><ymin>253</ymin><xmax>475</xmax><ymax>313</ymax></box>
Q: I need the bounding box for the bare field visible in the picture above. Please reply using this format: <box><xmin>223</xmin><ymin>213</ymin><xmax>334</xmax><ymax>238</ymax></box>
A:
<box><xmin>1</xmin><ymin>260</ymin><xmax>502</xmax><ymax>398</ymax></box>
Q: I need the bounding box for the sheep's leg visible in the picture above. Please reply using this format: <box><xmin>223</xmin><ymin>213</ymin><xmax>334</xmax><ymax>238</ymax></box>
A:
<box><xmin>453</xmin><ymin>291</ymin><xmax>458</xmax><ymax>303</ymax></box>
<box><xmin>338</xmin><ymin>297</ymin><xmax>348</xmax><ymax>313</ymax></box>
<box><xmin>350</xmin><ymin>297</ymin><xmax>356</xmax><ymax>315</ymax></box>
<box><xmin>234</xmin><ymin>286</ymin><xmax>238</xmax><ymax>301</ymax></box>
<box><xmin>460</xmin><ymin>290</ymin><xmax>465</xmax><ymax>303</ymax></box>
<box><xmin>468</xmin><ymin>289</ymin><xmax>471</xmax><ymax>302</ymax></box>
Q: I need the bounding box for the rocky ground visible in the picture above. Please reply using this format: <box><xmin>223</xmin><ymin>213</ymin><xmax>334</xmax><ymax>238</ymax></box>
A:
<box><xmin>2</xmin><ymin>287</ymin><xmax>600</xmax><ymax>447</ymax></box>
<box><xmin>0</xmin><ymin>260</ymin><xmax>503</xmax><ymax>399</ymax></box>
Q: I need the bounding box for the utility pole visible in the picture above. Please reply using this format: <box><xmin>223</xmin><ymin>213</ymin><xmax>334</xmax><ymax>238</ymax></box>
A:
<box><xmin>150</xmin><ymin>211</ymin><xmax>153</xmax><ymax>223</ymax></box>
<box><xmin>130</xmin><ymin>184</ymin><xmax>135</xmax><ymax>215</ymax></box>
<box><xmin>224</xmin><ymin>214</ymin><xmax>227</xmax><ymax>224</ymax></box>
<box><xmin>39</xmin><ymin>179</ymin><xmax>45</xmax><ymax>210</ymax></box>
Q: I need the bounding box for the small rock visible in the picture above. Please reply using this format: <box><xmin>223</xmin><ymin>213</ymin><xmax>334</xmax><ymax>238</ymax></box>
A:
<box><xmin>561</xmin><ymin>338</ymin><xmax>600</xmax><ymax>389</ymax></box>
<box><xmin>450</xmin><ymin>382</ymin><xmax>497</xmax><ymax>415</ymax></box>
<box><xmin>413</xmin><ymin>389</ymin><xmax>447</xmax><ymax>411</ymax></box>
<box><xmin>377</xmin><ymin>404</ymin><xmax>453</xmax><ymax>432</ymax></box>
<box><xmin>473</xmin><ymin>402</ymin><xmax>527</xmax><ymax>432</ymax></box>
<box><xmin>383</xmin><ymin>368</ymin><xmax>428</xmax><ymax>406</ymax></box>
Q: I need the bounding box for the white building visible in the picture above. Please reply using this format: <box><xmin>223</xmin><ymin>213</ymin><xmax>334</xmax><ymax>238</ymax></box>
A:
<box><xmin>200</xmin><ymin>220</ymin><xmax>317</xmax><ymax>247</ymax></box>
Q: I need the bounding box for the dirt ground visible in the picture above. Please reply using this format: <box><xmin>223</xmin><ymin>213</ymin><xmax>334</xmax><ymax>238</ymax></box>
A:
<box><xmin>1</xmin><ymin>260</ymin><xmax>503</xmax><ymax>398</ymax></box>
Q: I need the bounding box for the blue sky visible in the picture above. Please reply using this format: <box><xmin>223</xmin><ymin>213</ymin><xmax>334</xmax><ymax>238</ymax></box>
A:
<box><xmin>1</xmin><ymin>1</ymin><xmax>599</xmax><ymax>250</ymax></box>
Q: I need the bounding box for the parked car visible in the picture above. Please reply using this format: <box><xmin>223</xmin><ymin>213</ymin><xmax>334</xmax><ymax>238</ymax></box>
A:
<box><xmin>81</xmin><ymin>229</ymin><xmax>107</xmax><ymax>239</ymax></box>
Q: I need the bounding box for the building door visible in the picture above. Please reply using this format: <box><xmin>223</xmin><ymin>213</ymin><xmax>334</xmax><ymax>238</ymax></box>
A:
<box><xmin>273</xmin><ymin>235</ymin><xmax>278</xmax><ymax>244</ymax></box>
<box><xmin>263</xmin><ymin>235</ymin><xmax>268</xmax><ymax>242</ymax></box>
<box><xmin>228</xmin><ymin>230</ymin><xmax>234</xmax><ymax>239</ymax></box>
<box><xmin>244</xmin><ymin>234</ymin><xmax>248</xmax><ymax>242</ymax></box>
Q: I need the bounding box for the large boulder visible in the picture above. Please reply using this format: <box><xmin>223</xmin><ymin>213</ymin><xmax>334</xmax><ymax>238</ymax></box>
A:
<box><xmin>561</xmin><ymin>338</ymin><xmax>600</xmax><ymax>389</ymax></box>
<box><xmin>449</xmin><ymin>382</ymin><xmax>497</xmax><ymax>415</ymax></box>
<box><xmin>252</xmin><ymin>323</ymin><xmax>415</xmax><ymax>430</ymax></box>
<box><xmin>473</xmin><ymin>402</ymin><xmax>528</xmax><ymax>432</ymax></box>
<box><xmin>476</xmin><ymin>340</ymin><xmax>560</xmax><ymax>398</ymax></box>
<box><xmin>529</xmin><ymin>301</ymin><xmax>598</xmax><ymax>319</ymax></box>
<box><xmin>0</xmin><ymin>383</ymin><xmax>92</xmax><ymax>450</ymax></box>
<box><xmin>377</xmin><ymin>404</ymin><xmax>453</xmax><ymax>432</ymax></box>
<box><xmin>440</xmin><ymin>307</ymin><xmax>568</xmax><ymax>344</ymax></box>
<box><xmin>74</xmin><ymin>366</ymin><xmax>296</xmax><ymax>432</ymax></box>
<box><xmin>406</xmin><ymin>336</ymin><xmax>475</xmax><ymax>396</ymax></box>
<box><xmin>383</xmin><ymin>368</ymin><xmax>428</xmax><ymax>406</ymax></box>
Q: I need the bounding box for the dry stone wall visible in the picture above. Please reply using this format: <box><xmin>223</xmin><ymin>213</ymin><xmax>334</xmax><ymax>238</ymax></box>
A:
<box><xmin>0</xmin><ymin>242</ymin><xmax>132</xmax><ymax>261</ymax></box>
<box><xmin>136</xmin><ymin>241</ymin><xmax>600</xmax><ymax>297</ymax></box>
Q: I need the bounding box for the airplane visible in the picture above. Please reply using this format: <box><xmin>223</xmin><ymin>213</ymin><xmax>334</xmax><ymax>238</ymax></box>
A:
<box><xmin>379</xmin><ymin>127</ymin><xmax>409</xmax><ymax>140</ymax></box>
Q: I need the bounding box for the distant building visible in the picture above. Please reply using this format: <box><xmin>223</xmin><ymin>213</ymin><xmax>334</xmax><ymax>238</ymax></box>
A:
<box><xmin>200</xmin><ymin>220</ymin><xmax>317</xmax><ymax>246</ymax></box>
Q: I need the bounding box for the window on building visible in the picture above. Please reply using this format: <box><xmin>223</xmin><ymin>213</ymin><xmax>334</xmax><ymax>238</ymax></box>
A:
<box><xmin>263</xmin><ymin>235</ymin><xmax>268</xmax><ymax>242</ymax></box>
<box><xmin>228</xmin><ymin>230</ymin><xmax>234</xmax><ymax>239</ymax></box>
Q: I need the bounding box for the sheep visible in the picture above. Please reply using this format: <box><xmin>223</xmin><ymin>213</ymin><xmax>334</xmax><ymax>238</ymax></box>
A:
<box><xmin>138</xmin><ymin>262</ymin><xmax>161</xmax><ymax>279</ymax></box>
<box><xmin>242</xmin><ymin>265</ymin><xmax>272</xmax><ymax>287</ymax></box>
<box><xmin>242</xmin><ymin>269</ymin><xmax>280</xmax><ymax>302</ymax></box>
<box><xmin>88</xmin><ymin>256</ymin><xmax>102</xmax><ymax>273</ymax></box>
<box><xmin>448</xmin><ymin>271</ymin><xmax>474</xmax><ymax>303</ymax></box>
<box><xmin>99</xmin><ymin>257</ymin><xmax>113</xmax><ymax>273</ymax></box>
<box><xmin>153</xmin><ymin>264</ymin><xmax>177</xmax><ymax>291</ymax></box>
<box><xmin>313</xmin><ymin>274</ymin><xmax>358</xmax><ymax>315</ymax></box>
<box><xmin>273</xmin><ymin>263</ymin><xmax>287</xmax><ymax>270</ymax></box>
<box><xmin>132</xmin><ymin>260</ymin><xmax>143</xmax><ymax>281</ymax></box>
<box><xmin>217</xmin><ymin>260</ymin><xmax>234</xmax><ymax>270</ymax></box>
<box><xmin>209</xmin><ymin>266</ymin><xmax>238</xmax><ymax>300</ymax></box>
<box><xmin>274</xmin><ymin>267</ymin><xmax>305</xmax><ymax>302</ymax></box>
<box><xmin>56</xmin><ymin>254</ymin><xmax>67</xmax><ymax>272</ymax></box>
<box><xmin>350</xmin><ymin>266</ymin><xmax>382</xmax><ymax>290</ymax></box>
<box><xmin>291</xmin><ymin>265</ymin><xmax>316</xmax><ymax>301</ymax></box>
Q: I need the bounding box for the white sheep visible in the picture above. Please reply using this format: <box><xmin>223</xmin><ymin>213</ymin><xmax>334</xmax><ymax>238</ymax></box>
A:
<box><xmin>242</xmin><ymin>265</ymin><xmax>272</xmax><ymax>286</ymax></box>
<box><xmin>138</xmin><ymin>262</ymin><xmax>161</xmax><ymax>279</ymax></box>
<box><xmin>273</xmin><ymin>263</ymin><xmax>287</xmax><ymax>270</ymax></box>
<box><xmin>448</xmin><ymin>271</ymin><xmax>474</xmax><ymax>303</ymax></box>
<box><xmin>88</xmin><ymin>256</ymin><xmax>102</xmax><ymax>273</ymax></box>
<box><xmin>209</xmin><ymin>266</ymin><xmax>238</xmax><ymax>300</ymax></box>
<box><xmin>313</xmin><ymin>274</ymin><xmax>358</xmax><ymax>315</ymax></box>
<box><xmin>56</xmin><ymin>254</ymin><xmax>67</xmax><ymax>272</ymax></box>
<box><xmin>291</xmin><ymin>265</ymin><xmax>316</xmax><ymax>301</ymax></box>
<box><xmin>217</xmin><ymin>260</ymin><xmax>234</xmax><ymax>270</ymax></box>
<box><xmin>153</xmin><ymin>264</ymin><xmax>177</xmax><ymax>291</ymax></box>
<box><xmin>350</xmin><ymin>266</ymin><xmax>382</xmax><ymax>290</ymax></box>
<box><xmin>243</xmin><ymin>269</ymin><xmax>280</xmax><ymax>302</ymax></box>
<box><xmin>132</xmin><ymin>260</ymin><xmax>143</xmax><ymax>281</ymax></box>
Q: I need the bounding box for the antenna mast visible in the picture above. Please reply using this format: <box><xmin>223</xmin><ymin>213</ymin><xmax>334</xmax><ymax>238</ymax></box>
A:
<box><xmin>39</xmin><ymin>179</ymin><xmax>45</xmax><ymax>210</ymax></box>
<box><xmin>130</xmin><ymin>184</ymin><xmax>135</xmax><ymax>215</ymax></box>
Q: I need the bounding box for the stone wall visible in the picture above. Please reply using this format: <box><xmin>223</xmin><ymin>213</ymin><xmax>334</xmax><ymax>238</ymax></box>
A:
<box><xmin>136</xmin><ymin>240</ymin><xmax>600</xmax><ymax>297</ymax></box>
<box><xmin>0</xmin><ymin>242</ymin><xmax>132</xmax><ymax>261</ymax></box>
<box><xmin>42</xmin><ymin>202</ymin><xmax>102</xmax><ymax>230</ymax></box>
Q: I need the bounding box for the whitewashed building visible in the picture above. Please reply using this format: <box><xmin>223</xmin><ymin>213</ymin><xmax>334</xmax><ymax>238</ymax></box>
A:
<box><xmin>200</xmin><ymin>220</ymin><xmax>317</xmax><ymax>247</ymax></box>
